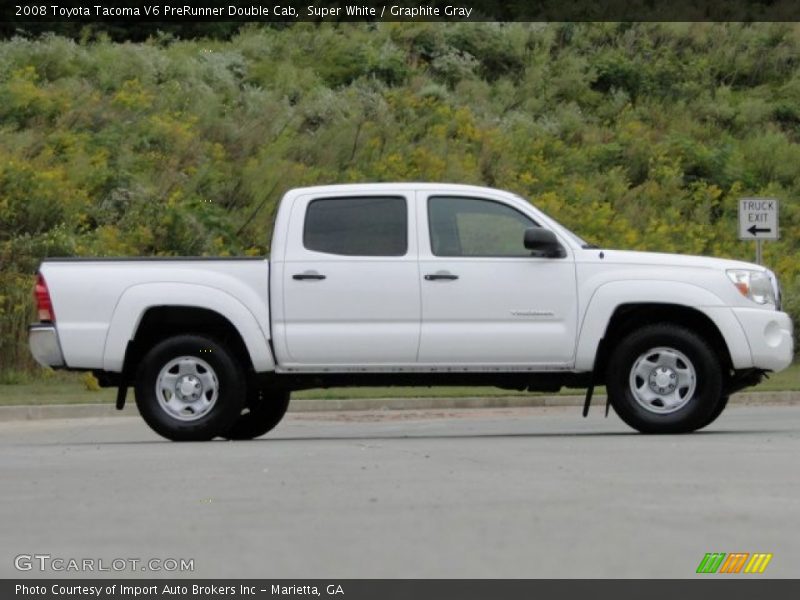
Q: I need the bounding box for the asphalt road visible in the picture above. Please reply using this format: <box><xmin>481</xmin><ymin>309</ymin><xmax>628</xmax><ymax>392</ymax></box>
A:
<box><xmin>1</xmin><ymin>405</ymin><xmax>798</xmax><ymax>578</ymax></box>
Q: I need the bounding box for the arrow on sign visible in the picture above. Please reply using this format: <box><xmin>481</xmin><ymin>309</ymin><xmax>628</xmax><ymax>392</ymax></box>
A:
<box><xmin>747</xmin><ymin>225</ymin><xmax>772</xmax><ymax>236</ymax></box>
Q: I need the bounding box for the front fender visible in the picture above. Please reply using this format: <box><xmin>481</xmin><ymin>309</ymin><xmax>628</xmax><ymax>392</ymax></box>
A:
<box><xmin>102</xmin><ymin>282</ymin><xmax>275</xmax><ymax>373</ymax></box>
<box><xmin>574</xmin><ymin>280</ymin><xmax>753</xmax><ymax>371</ymax></box>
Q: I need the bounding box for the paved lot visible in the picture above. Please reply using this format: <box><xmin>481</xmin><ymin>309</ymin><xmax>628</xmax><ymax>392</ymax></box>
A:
<box><xmin>1</xmin><ymin>405</ymin><xmax>798</xmax><ymax>578</ymax></box>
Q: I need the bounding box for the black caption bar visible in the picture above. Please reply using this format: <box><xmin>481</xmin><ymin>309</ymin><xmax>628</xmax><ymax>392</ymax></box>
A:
<box><xmin>5</xmin><ymin>580</ymin><xmax>800</xmax><ymax>600</ymax></box>
<box><xmin>4</xmin><ymin>0</ymin><xmax>800</xmax><ymax>23</ymax></box>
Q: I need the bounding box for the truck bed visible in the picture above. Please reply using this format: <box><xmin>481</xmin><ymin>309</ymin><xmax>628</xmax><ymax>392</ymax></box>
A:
<box><xmin>39</xmin><ymin>257</ymin><xmax>271</xmax><ymax>371</ymax></box>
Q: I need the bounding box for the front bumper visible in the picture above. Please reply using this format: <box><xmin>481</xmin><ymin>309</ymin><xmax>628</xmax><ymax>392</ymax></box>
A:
<box><xmin>28</xmin><ymin>324</ymin><xmax>65</xmax><ymax>368</ymax></box>
<box><xmin>732</xmin><ymin>308</ymin><xmax>794</xmax><ymax>372</ymax></box>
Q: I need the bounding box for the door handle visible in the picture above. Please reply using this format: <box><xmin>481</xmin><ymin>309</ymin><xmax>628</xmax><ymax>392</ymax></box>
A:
<box><xmin>424</xmin><ymin>272</ymin><xmax>459</xmax><ymax>281</ymax></box>
<box><xmin>293</xmin><ymin>272</ymin><xmax>326</xmax><ymax>281</ymax></box>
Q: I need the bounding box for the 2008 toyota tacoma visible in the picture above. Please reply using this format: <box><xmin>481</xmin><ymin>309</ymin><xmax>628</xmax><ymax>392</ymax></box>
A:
<box><xmin>28</xmin><ymin>183</ymin><xmax>794</xmax><ymax>440</ymax></box>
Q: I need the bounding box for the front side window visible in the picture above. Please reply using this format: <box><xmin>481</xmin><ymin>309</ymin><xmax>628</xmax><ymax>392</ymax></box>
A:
<box><xmin>304</xmin><ymin>196</ymin><xmax>407</xmax><ymax>256</ymax></box>
<box><xmin>428</xmin><ymin>196</ymin><xmax>537</xmax><ymax>257</ymax></box>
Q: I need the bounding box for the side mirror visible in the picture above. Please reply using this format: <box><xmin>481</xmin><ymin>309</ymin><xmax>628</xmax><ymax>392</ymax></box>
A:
<box><xmin>524</xmin><ymin>227</ymin><xmax>566</xmax><ymax>258</ymax></box>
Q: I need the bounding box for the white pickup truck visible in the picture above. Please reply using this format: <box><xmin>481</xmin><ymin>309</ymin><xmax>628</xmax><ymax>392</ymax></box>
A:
<box><xmin>29</xmin><ymin>183</ymin><xmax>793</xmax><ymax>440</ymax></box>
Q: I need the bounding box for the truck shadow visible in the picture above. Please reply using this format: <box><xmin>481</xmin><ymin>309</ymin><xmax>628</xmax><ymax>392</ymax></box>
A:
<box><xmin>56</xmin><ymin>428</ymin><xmax>792</xmax><ymax>445</ymax></box>
<box><xmin>256</xmin><ymin>429</ymin><xmax>787</xmax><ymax>442</ymax></box>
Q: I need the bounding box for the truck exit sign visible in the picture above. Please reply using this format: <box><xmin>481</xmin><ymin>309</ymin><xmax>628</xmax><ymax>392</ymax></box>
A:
<box><xmin>738</xmin><ymin>198</ymin><xmax>779</xmax><ymax>240</ymax></box>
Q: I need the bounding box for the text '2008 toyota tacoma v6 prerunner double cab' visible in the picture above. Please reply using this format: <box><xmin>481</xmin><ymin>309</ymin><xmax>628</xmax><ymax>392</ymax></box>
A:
<box><xmin>29</xmin><ymin>183</ymin><xmax>794</xmax><ymax>440</ymax></box>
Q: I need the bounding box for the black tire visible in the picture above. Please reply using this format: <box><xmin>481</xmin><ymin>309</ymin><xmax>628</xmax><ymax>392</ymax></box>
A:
<box><xmin>225</xmin><ymin>384</ymin><xmax>291</xmax><ymax>440</ymax></box>
<box><xmin>696</xmin><ymin>395</ymin><xmax>730</xmax><ymax>431</ymax></box>
<box><xmin>606</xmin><ymin>324</ymin><xmax>725</xmax><ymax>434</ymax></box>
<box><xmin>135</xmin><ymin>334</ymin><xmax>246</xmax><ymax>441</ymax></box>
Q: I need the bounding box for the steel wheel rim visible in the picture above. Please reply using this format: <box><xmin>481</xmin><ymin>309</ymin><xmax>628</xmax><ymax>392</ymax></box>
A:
<box><xmin>155</xmin><ymin>356</ymin><xmax>219</xmax><ymax>421</ymax></box>
<box><xmin>628</xmin><ymin>347</ymin><xmax>696</xmax><ymax>414</ymax></box>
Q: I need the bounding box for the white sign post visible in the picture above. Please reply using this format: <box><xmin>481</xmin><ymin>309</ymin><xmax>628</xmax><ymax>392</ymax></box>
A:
<box><xmin>738</xmin><ymin>197</ymin><xmax>779</xmax><ymax>265</ymax></box>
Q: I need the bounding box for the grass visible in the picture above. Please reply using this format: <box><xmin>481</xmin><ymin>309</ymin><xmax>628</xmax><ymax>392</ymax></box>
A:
<box><xmin>0</xmin><ymin>363</ymin><xmax>798</xmax><ymax>406</ymax></box>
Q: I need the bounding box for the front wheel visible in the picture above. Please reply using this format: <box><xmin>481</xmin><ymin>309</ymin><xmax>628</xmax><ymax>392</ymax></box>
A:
<box><xmin>696</xmin><ymin>395</ymin><xmax>730</xmax><ymax>431</ymax></box>
<box><xmin>606</xmin><ymin>324</ymin><xmax>725</xmax><ymax>434</ymax></box>
<box><xmin>135</xmin><ymin>334</ymin><xmax>246</xmax><ymax>441</ymax></box>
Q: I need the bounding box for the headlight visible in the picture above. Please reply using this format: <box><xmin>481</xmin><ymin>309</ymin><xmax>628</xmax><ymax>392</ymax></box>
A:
<box><xmin>764</xmin><ymin>269</ymin><xmax>782</xmax><ymax>310</ymax></box>
<box><xmin>727</xmin><ymin>269</ymin><xmax>777</xmax><ymax>306</ymax></box>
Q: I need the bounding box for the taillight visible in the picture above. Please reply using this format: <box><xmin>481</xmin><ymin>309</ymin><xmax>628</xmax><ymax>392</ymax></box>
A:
<box><xmin>34</xmin><ymin>273</ymin><xmax>55</xmax><ymax>322</ymax></box>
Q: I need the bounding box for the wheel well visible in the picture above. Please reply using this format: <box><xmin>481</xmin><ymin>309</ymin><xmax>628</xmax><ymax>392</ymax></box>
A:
<box><xmin>122</xmin><ymin>306</ymin><xmax>253</xmax><ymax>381</ymax></box>
<box><xmin>593</xmin><ymin>303</ymin><xmax>733</xmax><ymax>384</ymax></box>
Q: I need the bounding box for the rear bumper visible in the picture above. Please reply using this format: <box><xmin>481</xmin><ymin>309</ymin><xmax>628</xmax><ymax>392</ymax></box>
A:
<box><xmin>28</xmin><ymin>324</ymin><xmax>65</xmax><ymax>368</ymax></box>
<box><xmin>732</xmin><ymin>308</ymin><xmax>794</xmax><ymax>372</ymax></box>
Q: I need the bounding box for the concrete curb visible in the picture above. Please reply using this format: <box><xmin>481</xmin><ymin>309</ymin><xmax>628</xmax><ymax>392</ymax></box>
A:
<box><xmin>0</xmin><ymin>391</ymin><xmax>797</xmax><ymax>422</ymax></box>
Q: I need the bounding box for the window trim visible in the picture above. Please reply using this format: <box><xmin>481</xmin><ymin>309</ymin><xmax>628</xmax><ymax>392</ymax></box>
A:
<box><xmin>427</xmin><ymin>195</ymin><xmax>546</xmax><ymax>258</ymax></box>
<box><xmin>302</xmin><ymin>195</ymin><xmax>409</xmax><ymax>257</ymax></box>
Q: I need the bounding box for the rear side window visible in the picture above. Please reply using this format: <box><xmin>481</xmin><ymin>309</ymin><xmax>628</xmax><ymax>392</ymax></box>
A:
<box><xmin>303</xmin><ymin>196</ymin><xmax>407</xmax><ymax>256</ymax></box>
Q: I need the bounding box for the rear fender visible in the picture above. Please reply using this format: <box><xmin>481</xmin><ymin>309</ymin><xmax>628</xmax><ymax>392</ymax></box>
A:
<box><xmin>103</xmin><ymin>282</ymin><xmax>275</xmax><ymax>372</ymax></box>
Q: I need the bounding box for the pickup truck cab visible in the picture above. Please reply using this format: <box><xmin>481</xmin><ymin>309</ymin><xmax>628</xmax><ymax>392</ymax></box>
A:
<box><xmin>29</xmin><ymin>183</ymin><xmax>794</xmax><ymax>440</ymax></box>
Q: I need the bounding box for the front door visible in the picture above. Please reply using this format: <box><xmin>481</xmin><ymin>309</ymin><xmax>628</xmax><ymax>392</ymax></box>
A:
<box><xmin>417</xmin><ymin>193</ymin><xmax>578</xmax><ymax>367</ymax></box>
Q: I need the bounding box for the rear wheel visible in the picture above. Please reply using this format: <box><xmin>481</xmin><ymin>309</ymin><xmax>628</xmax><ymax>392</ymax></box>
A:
<box><xmin>226</xmin><ymin>384</ymin><xmax>291</xmax><ymax>440</ymax></box>
<box><xmin>606</xmin><ymin>324</ymin><xmax>724</xmax><ymax>434</ymax></box>
<box><xmin>135</xmin><ymin>335</ymin><xmax>246</xmax><ymax>441</ymax></box>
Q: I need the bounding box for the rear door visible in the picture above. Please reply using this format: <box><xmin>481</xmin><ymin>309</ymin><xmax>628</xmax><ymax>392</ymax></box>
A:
<box><xmin>278</xmin><ymin>192</ymin><xmax>420</xmax><ymax>368</ymax></box>
<box><xmin>417</xmin><ymin>192</ymin><xmax>578</xmax><ymax>367</ymax></box>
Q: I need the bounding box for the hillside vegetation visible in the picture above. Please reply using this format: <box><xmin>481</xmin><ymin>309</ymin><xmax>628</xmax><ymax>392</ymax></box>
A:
<box><xmin>2</xmin><ymin>22</ymin><xmax>800</xmax><ymax>377</ymax></box>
